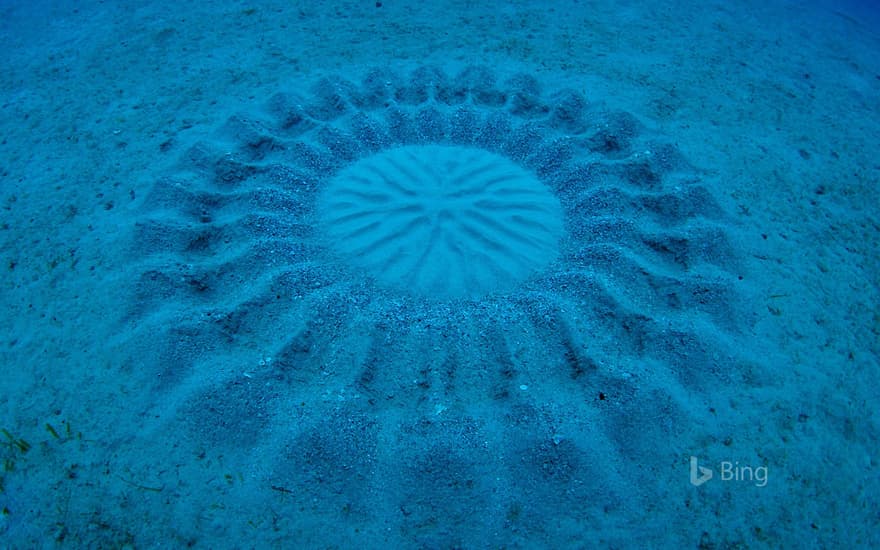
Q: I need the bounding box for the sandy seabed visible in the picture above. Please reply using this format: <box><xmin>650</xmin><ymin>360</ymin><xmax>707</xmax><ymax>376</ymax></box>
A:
<box><xmin>0</xmin><ymin>1</ymin><xmax>877</xmax><ymax>548</ymax></box>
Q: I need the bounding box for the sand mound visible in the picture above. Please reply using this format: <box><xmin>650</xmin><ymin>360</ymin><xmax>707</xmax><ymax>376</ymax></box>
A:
<box><xmin>319</xmin><ymin>144</ymin><xmax>562</xmax><ymax>299</ymax></box>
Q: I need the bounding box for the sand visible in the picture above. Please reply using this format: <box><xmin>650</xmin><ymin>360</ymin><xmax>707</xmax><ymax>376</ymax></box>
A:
<box><xmin>0</xmin><ymin>0</ymin><xmax>877</xmax><ymax>548</ymax></box>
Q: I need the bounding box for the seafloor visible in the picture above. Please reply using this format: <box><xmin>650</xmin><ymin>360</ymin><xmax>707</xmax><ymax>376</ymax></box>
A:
<box><xmin>0</xmin><ymin>1</ymin><xmax>877</xmax><ymax>548</ymax></box>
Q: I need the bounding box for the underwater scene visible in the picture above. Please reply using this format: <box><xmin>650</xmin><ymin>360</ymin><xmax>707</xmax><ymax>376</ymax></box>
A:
<box><xmin>0</xmin><ymin>0</ymin><xmax>877</xmax><ymax>548</ymax></box>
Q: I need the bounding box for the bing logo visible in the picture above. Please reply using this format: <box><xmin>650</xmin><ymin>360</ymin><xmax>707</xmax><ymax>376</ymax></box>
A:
<box><xmin>689</xmin><ymin>456</ymin><xmax>768</xmax><ymax>487</ymax></box>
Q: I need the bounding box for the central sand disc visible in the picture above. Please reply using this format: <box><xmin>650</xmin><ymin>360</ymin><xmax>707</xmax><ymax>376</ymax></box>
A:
<box><xmin>319</xmin><ymin>145</ymin><xmax>563</xmax><ymax>299</ymax></box>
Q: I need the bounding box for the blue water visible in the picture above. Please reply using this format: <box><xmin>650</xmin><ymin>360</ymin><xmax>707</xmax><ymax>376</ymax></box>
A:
<box><xmin>824</xmin><ymin>0</ymin><xmax>880</xmax><ymax>34</ymax></box>
<box><xmin>0</xmin><ymin>1</ymin><xmax>877</xmax><ymax>548</ymax></box>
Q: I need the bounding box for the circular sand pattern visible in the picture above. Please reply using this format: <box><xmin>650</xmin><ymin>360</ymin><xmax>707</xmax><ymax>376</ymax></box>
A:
<box><xmin>131</xmin><ymin>66</ymin><xmax>748</xmax><ymax>545</ymax></box>
<box><xmin>320</xmin><ymin>145</ymin><xmax>562</xmax><ymax>298</ymax></box>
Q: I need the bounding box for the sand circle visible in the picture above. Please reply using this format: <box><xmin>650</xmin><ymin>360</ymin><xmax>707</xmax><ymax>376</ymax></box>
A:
<box><xmin>319</xmin><ymin>145</ymin><xmax>563</xmax><ymax>299</ymax></box>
